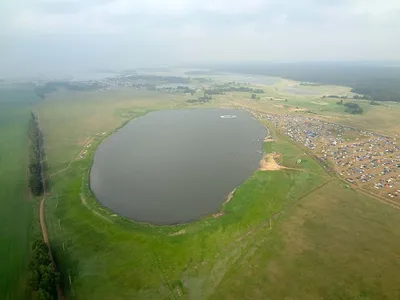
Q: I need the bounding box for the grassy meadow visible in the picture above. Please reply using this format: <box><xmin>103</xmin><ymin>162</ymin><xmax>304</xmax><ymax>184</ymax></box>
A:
<box><xmin>0</xmin><ymin>85</ymin><xmax>39</xmax><ymax>299</ymax></box>
<box><xmin>37</xmin><ymin>84</ymin><xmax>400</xmax><ymax>299</ymax></box>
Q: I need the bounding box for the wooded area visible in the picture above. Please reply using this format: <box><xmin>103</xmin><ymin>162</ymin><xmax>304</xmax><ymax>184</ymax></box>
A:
<box><xmin>344</xmin><ymin>102</ymin><xmax>363</xmax><ymax>114</ymax></box>
<box><xmin>28</xmin><ymin>113</ymin><xmax>44</xmax><ymax>196</ymax></box>
<box><xmin>29</xmin><ymin>240</ymin><xmax>59</xmax><ymax>300</ymax></box>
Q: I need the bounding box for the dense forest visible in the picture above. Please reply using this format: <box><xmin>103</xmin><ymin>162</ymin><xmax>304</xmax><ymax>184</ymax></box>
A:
<box><xmin>28</xmin><ymin>112</ymin><xmax>44</xmax><ymax>196</ymax></box>
<box><xmin>207</xmin><ymin>62</ymin><xmax>400</xmax><ymax>102</ymax></box>
<box><xmin>29</xmin><ymin>240</ymin><xmax>59</xmax><ymax>300</ymax></box>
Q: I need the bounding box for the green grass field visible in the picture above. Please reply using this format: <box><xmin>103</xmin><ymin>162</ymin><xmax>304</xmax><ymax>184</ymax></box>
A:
<box><xmin>44</xmin><ymin>126</ymin><xmax>329</xmax><ymax>299</ymax></box>
<box><xmin>1</xmin><ymin>76</ymin><xmax>399</xmax><ymax>299</ymax></box>
<box><xmin>0</xmin><ymin>85</ymin><xmax>38</xmax><ymax>299</ymax></box>
<box><xmin>35</xmin><ymin>85</ymin><xmax>400</xmax><ymax>299</ymax></box>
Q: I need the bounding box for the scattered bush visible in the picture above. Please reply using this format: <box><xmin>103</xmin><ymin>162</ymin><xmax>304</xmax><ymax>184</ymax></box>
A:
<box><xmin>344</xmin><ymin>102</ymin><xmax>363</xmax><ymax>114</ymax></box>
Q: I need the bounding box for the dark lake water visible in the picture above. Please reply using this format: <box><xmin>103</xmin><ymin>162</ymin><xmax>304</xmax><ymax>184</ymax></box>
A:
<box><xmin>90</xmin><ymin>108</ymin><xmax>267</xmax><ymax>225</ymax></box>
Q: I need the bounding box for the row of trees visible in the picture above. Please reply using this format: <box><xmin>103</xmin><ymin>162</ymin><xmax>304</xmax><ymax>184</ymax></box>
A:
<box><xmin>28</xmin><ymin>112</ymin><xmax>44</xmax><ymax>196</ymax></box>
<box><xmin>29</xmin><ymin>240</ymin><xmax>59</xmax><ymax>300</ymax></box>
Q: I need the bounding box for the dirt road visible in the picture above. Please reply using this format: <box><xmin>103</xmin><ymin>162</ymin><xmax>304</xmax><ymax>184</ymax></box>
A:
<box><xmin>36</xmin><ymin>111</ymin><xmax>64</xmax><ymax>300</ymax></box>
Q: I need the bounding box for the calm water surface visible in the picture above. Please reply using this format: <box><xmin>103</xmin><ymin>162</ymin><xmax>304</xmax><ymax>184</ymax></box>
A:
<box><xmin>90</xmin><ymin>108</ymin><xmax>266</xmax><ymax>224</ymax></box>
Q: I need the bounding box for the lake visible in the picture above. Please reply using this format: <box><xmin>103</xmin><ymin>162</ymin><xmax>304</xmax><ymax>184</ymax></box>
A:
<box><xmin>90</xmin><ymin>108</ymin><xmax>267</xmax><ymax>225</ymax></box>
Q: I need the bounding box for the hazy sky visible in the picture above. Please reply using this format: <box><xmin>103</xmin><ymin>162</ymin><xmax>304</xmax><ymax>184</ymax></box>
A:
<box><xmin>1</xmin><ymin>0</ymin><xmax>400</xmax><ymax>76</ymax></box>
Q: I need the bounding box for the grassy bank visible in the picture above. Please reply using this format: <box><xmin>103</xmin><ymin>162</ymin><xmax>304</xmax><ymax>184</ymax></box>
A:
<box><xmin>39</xmin><ymin>87</ymin><xmax>400</xmax><ymax>299</ymax></box>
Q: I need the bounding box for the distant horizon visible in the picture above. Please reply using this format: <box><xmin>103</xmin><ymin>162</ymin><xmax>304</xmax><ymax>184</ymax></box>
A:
<box><xmin>2</xmin><ymin>1</ymin><xmax>400</xmax><ymax>78</ymax></box>
<box><xmin>2</xmin><ymin>60</ymin><xmax>400</xmax><ymax>80</ymax></box>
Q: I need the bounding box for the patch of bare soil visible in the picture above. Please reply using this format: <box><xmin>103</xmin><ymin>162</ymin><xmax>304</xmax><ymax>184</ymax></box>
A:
<box><xmin>264</xmin><ymin>137</ymin><xmax>275</xmax><ymax>142</ymax></box>
<box><xmin>259</xmin><ymin>153</ymin><xmax>286</xmax><ymax>171</ymax></box>
<box><xmin>211</xmin><ymin>188</ymin><xmax>237</xmax><ymax>219</ymax></box>
<box><xmin>169</xmin><ymin>229</ymin><xmax>186</xmax><ymax>236</ymax></box>
<box><xmin>224</xmin><ymin>188</ymin><xmax>236</xmax><ymax>205</ymax></box>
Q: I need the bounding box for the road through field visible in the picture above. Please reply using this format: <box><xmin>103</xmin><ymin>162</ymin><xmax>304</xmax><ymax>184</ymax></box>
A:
<box><xmin>36</xmin><ymin>112</ymin><xmax>64</xmax><ymax>300</ymax></box>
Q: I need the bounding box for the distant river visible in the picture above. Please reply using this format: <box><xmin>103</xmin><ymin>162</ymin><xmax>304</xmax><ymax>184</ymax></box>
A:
<box><xmin>90</xmin><ymin>108</ymin><xmax>267</xmax><ymax>225</ymax></box>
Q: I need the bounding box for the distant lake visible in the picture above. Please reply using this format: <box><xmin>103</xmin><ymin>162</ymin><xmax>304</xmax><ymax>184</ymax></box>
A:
<box><xmin>90</xmin><ymin>109</ymin><xmax>266</xmax><ymax>225</ymax></box>
<box><xmin>202</xmin><ymin>74</ymin><xmax>279</xmax><ymax>85</ymax></box>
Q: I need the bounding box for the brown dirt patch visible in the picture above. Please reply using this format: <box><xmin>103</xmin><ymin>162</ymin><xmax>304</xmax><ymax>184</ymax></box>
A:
<box><xmin>259</xmin><ymin>153</ymin><xmax>286</xmax><ymax>171</ymax></box>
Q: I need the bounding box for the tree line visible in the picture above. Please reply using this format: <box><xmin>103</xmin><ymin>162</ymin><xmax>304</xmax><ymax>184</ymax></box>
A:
<box><xmin>28</xmin><ymin>112</ymin><xmax>44</xmax><ymax>196</ymax></box>
<box><xmin>29</xmin><ymin>240</ymin><xmax>59</xmax><ymax>300</ymax></box>
<box><xmin>187</xmin><ymin>94</ymin><xmax>212</xmax><ymax>103</ymax></box>
<box><xmin>209</xmin><ymin>62</ymin><xmax>400</xmax><ymax>102</ymax></box>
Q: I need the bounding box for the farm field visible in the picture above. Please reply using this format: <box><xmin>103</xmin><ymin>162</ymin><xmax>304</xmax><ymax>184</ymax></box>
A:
<box><xmin>0</xmin><ymin>85</ymin><xmax>37</xmax><ymax>299</ymax></box>
<box><xmin>37</xmin><ymin>79</ymin><xmax>400</xmax><ymax>299</ymax></box>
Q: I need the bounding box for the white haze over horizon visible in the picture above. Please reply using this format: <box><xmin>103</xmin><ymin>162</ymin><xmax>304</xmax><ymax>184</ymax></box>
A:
<box><xmin>1</xmin><ymin>0</ymin><xmax>400</xmax><ymax>77</ymax></box>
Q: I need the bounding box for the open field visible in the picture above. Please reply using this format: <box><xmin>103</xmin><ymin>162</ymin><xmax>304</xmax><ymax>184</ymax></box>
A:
<box><xmin>43</xmin><ymin>121</ymin><xmax>329</xmax><ymax>299</ymax></box>
<box><xmin>211</xmin><ymin>178</ymin><xmax>400</xmax><ymax>299</ymax></box>
<box><xmin>37</xmin><ymin>80</ymin><xmax>400</xmax><ymax>299</ymax></box>
<box><xmin>38</xmin><ymin>89</ymin><xmax>192</xmax><ymax>174</ymax></box>
<box><xmin>0</xmin><ymin>85</ymin><xmax>37</xmax><ymax>299</ymax></box>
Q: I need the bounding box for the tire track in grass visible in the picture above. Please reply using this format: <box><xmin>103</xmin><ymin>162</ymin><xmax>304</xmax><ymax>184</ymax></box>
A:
<box><xmin>150</xmin><ymin>250</ymin><xmax>179</xmax><ymax>299</ymax></box>
<box><xmin>189</xmin><ymin>177</ymin><xmax>334</xmax><ymax>272</ymax></box>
